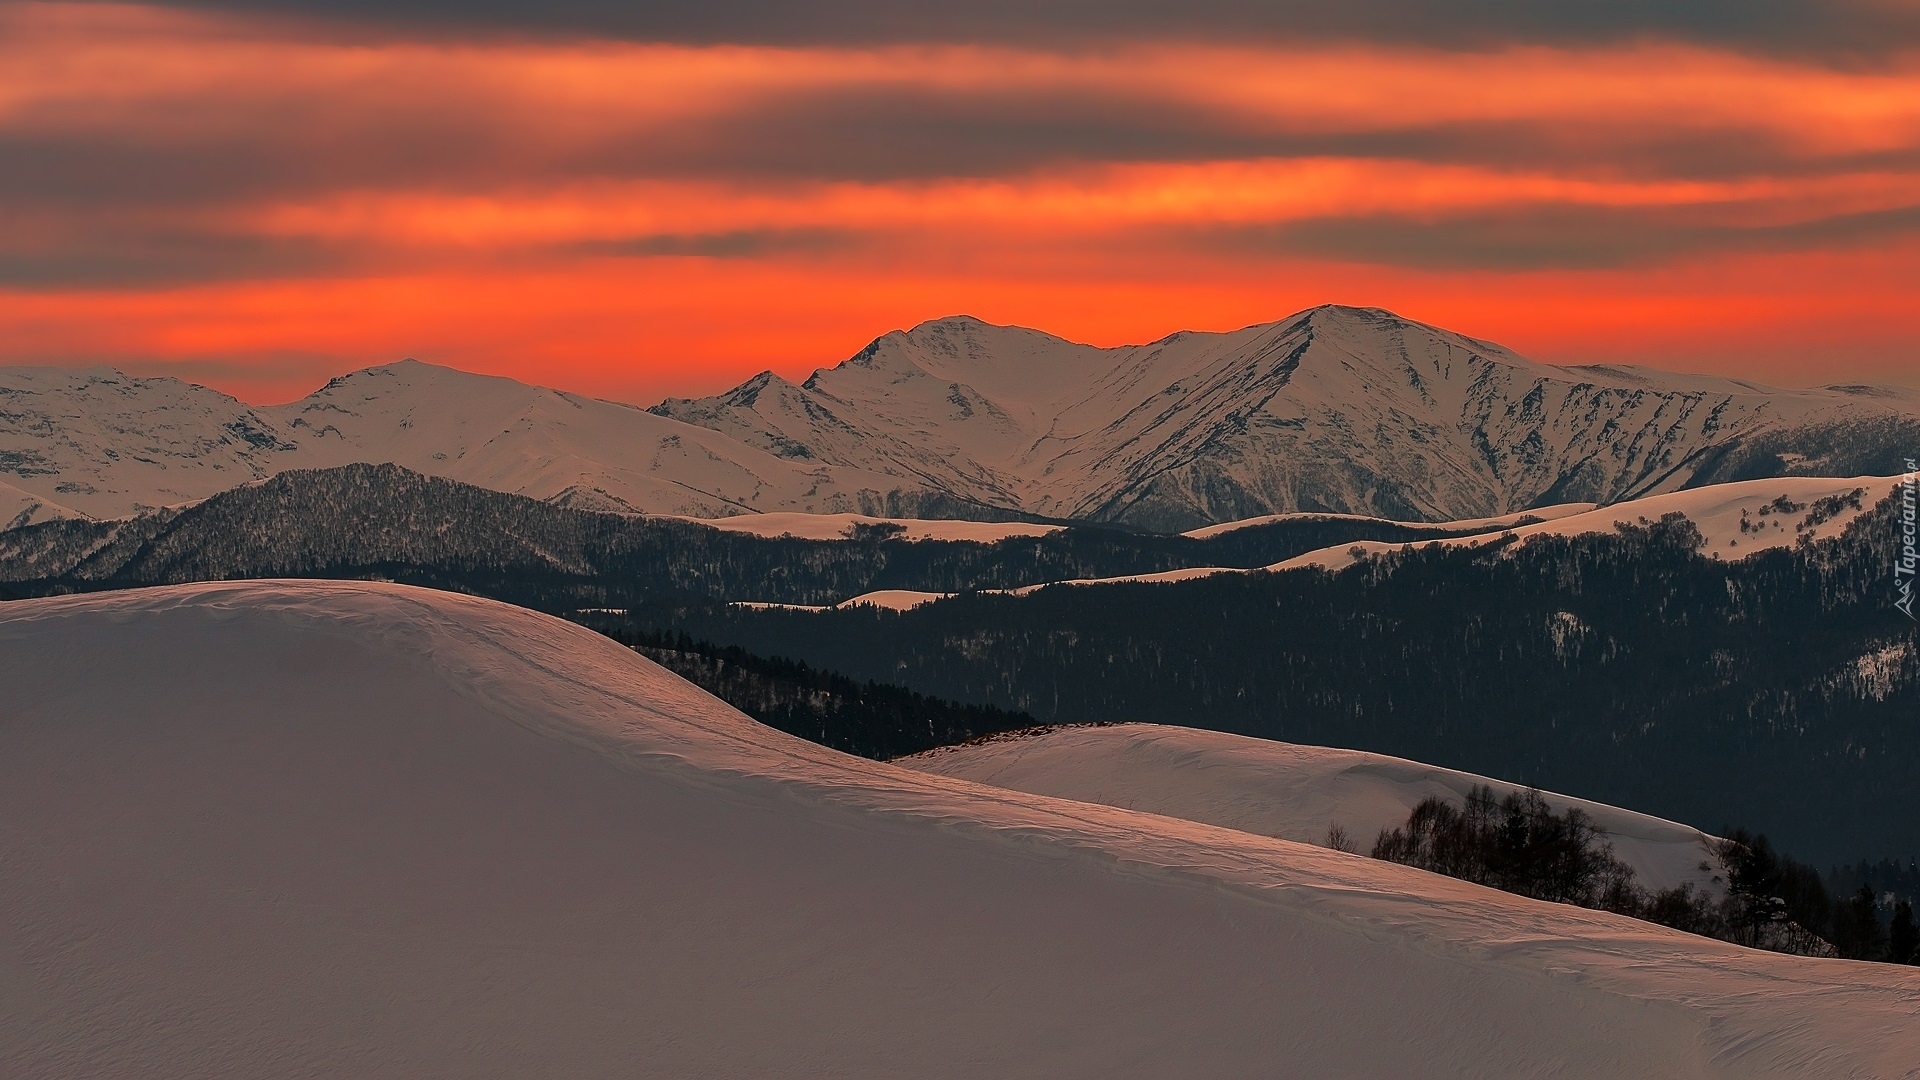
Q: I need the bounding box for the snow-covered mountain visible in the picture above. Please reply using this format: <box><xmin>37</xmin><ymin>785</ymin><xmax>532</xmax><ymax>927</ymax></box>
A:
<box><xmin>7</xmin><ymin>306</ymin><xmax>1917</xmax><ymax>526</ymax></box>
<box><xmin>0</xmin><ymin>363</ymin><xmax>944</xmax><ymax>521</ymax></box>
<box><xmin>0</xmin><ymin>366</ymin><xmax>299</xmax><ymax>520</ymax></box>
<box><xmin>656</xmin><ymin>306</ymin><xmax>1920</xmax><ymax>530</ymax></box>
<box><xmin>262</xmin><ymin>361</ymin><xmax>926</xmax><ymax>517</ymax></box>
<box><xmin>3</xmin><ymin>580</ymin><xmax>1915</xmax><ymax>1077</ymax></box>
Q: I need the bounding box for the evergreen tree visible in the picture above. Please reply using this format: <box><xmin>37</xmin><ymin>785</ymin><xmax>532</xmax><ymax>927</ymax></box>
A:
<box><xmin>1888</xmin><ymin>900</ymin><xmax>1917</xmax><ymax>965</ymax></box>
<box><xmin>1831</xmin><ymin>886</ymin><xmax>1888</xmax><ymax>961</ymax></box>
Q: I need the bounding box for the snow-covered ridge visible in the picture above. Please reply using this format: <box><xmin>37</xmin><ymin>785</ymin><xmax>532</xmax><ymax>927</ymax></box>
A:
<box><xmin>1182</xmin><ymin>501</ymin><xmax>1597</xmax><ymax>540</ymax></box>
<box><xmin>0</xmin><ymin>477</ymin><xmax>75</xmax><ymax>529</ymax></box>
<box><xmin>820</xmin><ymin>475</ymin><xmax>1892</xmax><ymax>607</ymax></box>
<box><xmin>1272</xmin><ymin>474</ymin><xmax>1894</xmax><ymax>573</ymax></box>
<box><xmin>691</xmin><ymin>511</ymin><xmax>1063</xmax><ymax>542</ymax></box>
<box><xmin>904</xmin><ymin>724</ymin><xmax>1723</xmax><ymax>894</ymax></box>
<box><xmin>7</xmin><ymin>305</ymin><xmax>1918</xmax><ymax>527</ymax></box>
<box><xmin>2</xmin><ymin>580</ymin><xmax>1915</xmax><ymax>1077</ymax></box>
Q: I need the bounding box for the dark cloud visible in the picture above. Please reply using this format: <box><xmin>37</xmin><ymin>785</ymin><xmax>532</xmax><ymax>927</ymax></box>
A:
<box><xmin>1210</xmin><ymin>202</ymin><xmax>1920</xmax><ymax>270</ymax></box>
<box><xmin>610</xmin><ymin>86</ymin><xmax>1277</xmax><ymax>181</ymax></box>
<box><xmin>1</xmin><ymin>82</ymin><xmax>1903</xmax><ymax>217</ymax></box>
<box><xmin>572</xmin><ymin>228</ymin><xmax>856</xmax><ymax>258</ymax></box>
<box><xmin>0</xmin><ymin>227</ymin><xmax>358</xmax><ymax>289</ymax></box>
<box><xmin>110</xmin><ymin>0</ymin><xmax>1920</xmax><ymax>60</ymax></box>
<box><xmin>0</xmin><ymin>114</ymin><xmax>538</xmax><ymax>209</ymax></box>
<box><xmin>631</xmin><ymin>91</ymin><xmax>1920</xmax><ymax>184</ymax></box>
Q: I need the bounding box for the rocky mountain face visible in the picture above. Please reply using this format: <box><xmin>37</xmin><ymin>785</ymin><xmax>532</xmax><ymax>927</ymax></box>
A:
<box><xmin>655</xmin><ymin>305</ymin><xmax>1920</xmax><ymax>531</ymax></box>
<box><xmin>5</xmin><ymin>306</ymin><xmax>1916</xmax><ymax>528</ymax></box>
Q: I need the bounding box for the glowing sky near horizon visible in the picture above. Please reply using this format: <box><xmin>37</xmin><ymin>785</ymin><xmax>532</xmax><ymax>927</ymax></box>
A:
<box><xmin>3</xmin><ymin>1</ymin><xmax>1919</xmax><ymax>404</ymax></box>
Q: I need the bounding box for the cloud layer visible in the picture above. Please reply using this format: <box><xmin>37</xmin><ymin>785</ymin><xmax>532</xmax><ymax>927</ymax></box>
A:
<box><xmin>115</xmin><ymin>0</ymin><xmax>1920</xmax><ymax>58</ymax></box>
<box><xmin>3</xmin><ymin>2</ymin><xmax>1918</xmax><ymax>400</ymax></box>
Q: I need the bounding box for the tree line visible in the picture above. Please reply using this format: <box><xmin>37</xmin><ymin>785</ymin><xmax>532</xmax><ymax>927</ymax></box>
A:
<box><xmin>1369</xmin><ymin>786</ymin><xmax>1919</xmax><ymax>964</ymax></box>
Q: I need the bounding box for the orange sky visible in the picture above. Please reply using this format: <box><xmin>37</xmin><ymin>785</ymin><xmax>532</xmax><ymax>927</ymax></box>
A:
<box><xmin>3</xmin><ymin>2</ymin><xmax>1918</xmax><ymax>404</ymax></box>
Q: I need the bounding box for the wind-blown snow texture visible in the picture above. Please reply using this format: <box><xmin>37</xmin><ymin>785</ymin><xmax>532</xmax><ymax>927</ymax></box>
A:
<box><xmin>6</xmin><ymin>306</ymin><xmax>1917</xmax><ymax>526</ymax></box>
<box><xmin>1</xmin><ymin>581</ymin><xmax>1916</xmax><ymax>1078</ymax></box>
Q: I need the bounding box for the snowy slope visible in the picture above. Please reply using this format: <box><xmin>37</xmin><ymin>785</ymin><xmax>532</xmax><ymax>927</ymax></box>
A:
<box><xmin>905</xmin><ymin>725</ymin><xmax>1723</xmax><ymax>894</ymax></box>
<box><xmin>0</xmin><ymin>478</ymin><xmax>76</xmax><ymax>529</ymax></box>
<box><xmin>3</xmin><ymin>580</ymin><xmax>1916</xmax><ymax>1078</ymax></box>
<box><xmin>657</xmin><ymin>306</ymin><xmax>1920</xmax><ymax>530</ymax></box>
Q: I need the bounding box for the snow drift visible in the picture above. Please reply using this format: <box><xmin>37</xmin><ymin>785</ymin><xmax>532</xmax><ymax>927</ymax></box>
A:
<box><xmin>1</xmin><ymin>581</ymin><xmax>1915</xmax><ymax>1078</ymax></box>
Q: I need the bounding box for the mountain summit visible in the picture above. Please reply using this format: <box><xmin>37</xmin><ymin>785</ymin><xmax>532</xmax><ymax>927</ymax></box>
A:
<box><xmin>653</xmin><ymin>305</ymin><xmax>1920</xmax><ymax>529</ymax></box>
<box><xmin>4</xmin><ymin>306</ymin><xmax>1916</xmax><ymax>527</ymax></box>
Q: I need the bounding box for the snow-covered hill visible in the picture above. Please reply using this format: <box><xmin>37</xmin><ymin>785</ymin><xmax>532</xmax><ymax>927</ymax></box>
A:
<box><xmin>905</xmin><ymin>724</ymin><xmax>1723</xmax><ymax>894</ymax></box>
<box><xmin>2</xmin><ymin>580</ymin><xmax>1915</xmax><ymax>1077</ymax></box>
<box><xmin>657</xmin><ymin>306</ymin><xmax>1920</xmax><ymax>530</ymax></box>
<box><xmin>1272</xmin><ymin>474</ymin><xmax>1894</xmax><ymax>572</ymax></box>
<box><xmin>827</xmin><ymin>474</ymin><xmax>1893</xmax><ymax>605</ymax></box>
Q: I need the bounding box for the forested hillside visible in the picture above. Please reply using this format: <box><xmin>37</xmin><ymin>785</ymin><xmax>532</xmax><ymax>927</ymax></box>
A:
<box><xmin>0</xmin><ymin>464</ymin><xmax>1508</xmax><ymax>604</ymax></box>
<box><xmin>583</xmin><ymin>497</ymin><xmax>1919</xmax><ymax>866</ymax></box>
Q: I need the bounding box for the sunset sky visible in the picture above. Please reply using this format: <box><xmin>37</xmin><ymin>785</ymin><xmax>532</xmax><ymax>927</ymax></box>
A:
<box><xmin>4</xmin><ymin>1</ymin><xmax>1919</xmax><ymax>404</ymax></box>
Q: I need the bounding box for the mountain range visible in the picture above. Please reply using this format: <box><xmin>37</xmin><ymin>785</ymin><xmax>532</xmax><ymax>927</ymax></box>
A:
<box><xmin>4</xmin><ymin>305</ymin><xmax>1917</xmax><ymax>529</ymax></box>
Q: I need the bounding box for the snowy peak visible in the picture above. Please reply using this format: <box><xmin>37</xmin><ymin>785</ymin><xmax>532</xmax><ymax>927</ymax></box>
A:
<box><xmin>831</xmin><ymin>316</ymin><xmax>1111</xmax><ymax>405</ymax></box>
<box><xmin>663</xmin><ymin>305</ymin><xmax>1920</xmax><ymax>529</ymax></box>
